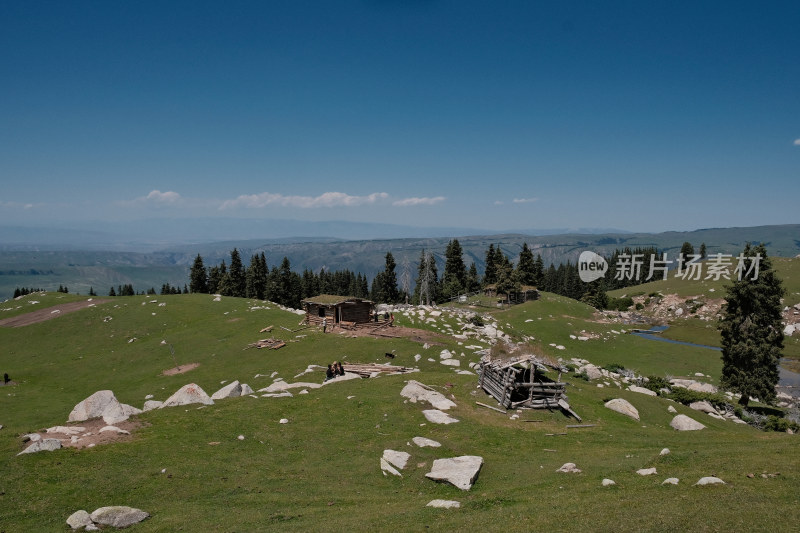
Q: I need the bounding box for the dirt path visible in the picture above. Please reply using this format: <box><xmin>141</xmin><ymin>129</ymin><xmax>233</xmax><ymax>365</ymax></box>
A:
<box><xmin>0</xmin><ymin>299</ymin><xmax>109</xmax><ymax>328</ymax></box>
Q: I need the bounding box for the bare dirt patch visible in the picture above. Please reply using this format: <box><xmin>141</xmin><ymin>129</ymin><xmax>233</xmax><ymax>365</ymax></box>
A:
<box><xmin>161</xmin><ymin>362</ymin><xmax>200</xmax><ymax>376</ymax></box>
<box><xmin>0</xmin><ymin>299</ymin><xmax>110</xmax><ymax>328</ymax></box>
<box><xmin>22</xmin><ymin>418</ymin><xmax>143</xmax><ymax>452</ymax></box>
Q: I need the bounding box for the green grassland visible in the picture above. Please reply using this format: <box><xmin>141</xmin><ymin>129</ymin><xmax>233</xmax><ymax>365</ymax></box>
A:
<box><xmin>1</xmin><ymin>292</ymin><xmax>799</xmax><ymax>532</ymax></box>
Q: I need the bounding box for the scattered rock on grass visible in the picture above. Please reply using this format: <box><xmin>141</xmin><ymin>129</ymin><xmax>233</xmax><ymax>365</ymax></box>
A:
<box><xmin>604</xmin><ymin>398</ymin><xmax>640</xmax><ymax>421</ymax></box>
<box><xmin>695</xmin><ymin>476</ymin><xmax>725</xmax><ymax>486</ymax></box>
<box><xmin>211</xmin><ymin>380</ymin><xmax>242</xmax><ymax>400</ymax></box>
<box><xmin>161</xmin><ymin>383</ymin><xmax>214</xmax><ymax>408</ymax></box>
<box><xmin>425</xmin><ymin>456</ymin><xmax>484</xmax><ymax>490</ymax></box>
<box><xmin>67</xmin><ymin>510</ymin><xmax>93</xmax><ymax>530</ymax></box>
<box><xmin>422</xmin><ymin>410</ymin><xmax>459</xmax><ymax>425</ymax></box>
<box><xmin>557</xmin><ymin>463</ymin><xmax>581</xmax><ymax>473</ymax></box>
<box><xmin>382</xmin><ymin>449</ymin><xmax>410</xmax><ymax>471</ymax></box>
<box><xmin>426</xmin><ymin>499</ymin><xmax>461</xmax><ymax>509</ymax></box>
<box><xmin>18</xmin><ymin>438</ymin><xmax>62</xmax><ymax>455</ymax></box>
<box><xmin>90</xmin><ymin>506</ymin><xmax>149</xmax><ymax>528</ymax></box>
<box><xmin>637</xmin><ymin>467</ymin><xmax>657</xmax><ymax>476</ymax></box>
<box><xmin>412</xmin><ymin>436</ymin><xmax>441</xmax><ymax>448</ymax></box>
<box><xmin>670</xmin><ymin>414</ymin><xmax>706</xmax><ymax>431</ymax></box>
<box><xmin>602</xmin><ymin>479</ymin><xmax>616</xmax><ymax>486</ymax></box>
<box><xmin>662</xmin><ymin>478</ymin><xmax>680</xmax><ymax>485</ymax></box>
<box><xmin>401</xmin><ymin>381</ymin><xmax>457</xmax><ymax>410</ymax></box>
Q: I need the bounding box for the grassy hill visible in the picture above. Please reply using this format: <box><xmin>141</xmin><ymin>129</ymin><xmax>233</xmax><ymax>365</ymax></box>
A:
<box><xmin>2</xmin><ymin>291</ymin><xmax>799</xmax><ymax>531</ymax></box>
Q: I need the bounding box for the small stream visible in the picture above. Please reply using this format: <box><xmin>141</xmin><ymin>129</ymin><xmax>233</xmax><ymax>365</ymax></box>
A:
<box><xmin>631</xmin><ymin>325</ymin><xmax>800</xmax><ymax>388</ymax></box>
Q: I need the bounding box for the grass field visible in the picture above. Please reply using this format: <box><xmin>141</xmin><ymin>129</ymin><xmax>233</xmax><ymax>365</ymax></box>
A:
<box><xmin>1</xmin><ymin>292</ymin><xmax>799</xmax><ymax>532</ymax></box>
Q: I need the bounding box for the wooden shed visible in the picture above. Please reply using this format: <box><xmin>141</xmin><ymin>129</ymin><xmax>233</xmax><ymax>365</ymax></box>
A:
<box><xmin>483</xmin><ymin>284</ymin><xmax>539</xmax><ymax>304</ymax></box>
<box><xmin>301</xmin><ymin>295</ymin><xmax>374</xmax><ymax>326</ymax></box>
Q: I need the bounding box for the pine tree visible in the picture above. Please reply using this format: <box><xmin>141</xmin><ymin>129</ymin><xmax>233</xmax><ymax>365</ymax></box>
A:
<box><xmin>532</xmin><ymin>254</ymin><xmax>544</xmax><ymax>287</ymax></box>
<box><xmin>483</xmin><ymin>244</ymin><xmax>497</xmax><ymax>286</ymax></box>
<box><xmin>699</xmin><ymin>242</ymin><xmax>707</xmax><ymax>260</ymax></box>
<box><xmin>190</xmin><ymin>254</ymin><xmax>209</xmax><ymax>293</ymax></box>
<box><xmin>226</xmin><ymin>248</ymin><xmax>246</xmax><ymax>298</ymax></box>
<box><xmin>516</xmin><ymin>243</ymin><xmax>536</xmax><ymax>286</ymax></box>
<box><xmin>441</xmin><ymin>239</ymin><xmax>467</xmax><ymax>301</ymax></box>
<box><xmin>719</xmin><ymin>243</ymin><xmax>785</xmax><ymax>407</ymax></box>
<box><xmin>108</xmin><ymin>286</ymin><xmax>116</xmax><ymax>297</ymax></box>
<box><xmin>465</xmin><ymin>262</ymin><xmax>480</xmax><ymax>293</ymax></box>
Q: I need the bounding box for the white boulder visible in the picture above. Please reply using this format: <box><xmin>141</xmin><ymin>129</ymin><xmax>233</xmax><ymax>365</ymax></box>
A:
<box><xmin>425</xmin><ymin>456</ymin><xmax>484</xmax><ymax>490</ymax></box>
<box><xmin>90</xmin><ymin>506</ymin><xmax>149</xmax><ymax>528</ymax></box>
<box><xmin>670</xmin><ymin>414</ymin><xmax>706</xmax><ymax>431</ymax></box>
<box><xmin>637</xmin><ymin>467</ymin><xmax>657</xmax><ymax>476</ymax></box>
<box><xmin>18</xmin><ymin>438</ymin><xmax>62</xmax><ymax>455</ymax></box>
<box><xmin>211</xmin><ymin>380</ymin><xmax>242</xmax><ymax>400</ymax></box>
<box><xmin>422</xmin><ymin>409</ymin><xmax>460</xmax><ymax>424</ymax></box>
<box><xmin>628</xmin><ymin>385</ymin><xmax>657</xmax><ymax>397</ymax></box>
<box><xmin>382</xmin><ymin>449</ymin><xmax>411</xmax><ymax>471</ymax></box>
<box><xmin>161</xmin><ymin>383</ymin><xmax>214</xmax><ymax>408</ymax></box>
<box><xmin>604</xmin><ymin>398</ymin><xmax>640</xmax><ymax>421</ymax></box>
<box><xmin>695</xmin><ymin>476</ymin><xmax>725</xmax><ymax>486</ymax></box>
<box><xmin>401</xmin><ymin>381</ymin><xmax>457</xmax><ymax>410</ymax></box>
<box><xmin>662</xmin><ymin>478</ymin><xmax>680</xmax><ymax>485</ymax></box>
<box><xmin>67</xmin><ymin>510</ymin><xmax>93</xmax><ymax>530</ymax></box>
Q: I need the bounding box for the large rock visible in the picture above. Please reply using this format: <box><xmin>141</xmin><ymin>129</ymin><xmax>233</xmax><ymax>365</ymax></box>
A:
<box><xmin>66</xmin><ymin>510</ymin><xmax>93</xmax><ymax>530</ymax></box>
<box><xmin>102</xmin><ymin>402</ymin><xmax>141</xmax><ymax>425</ymax></box>
<box><xmin>211</xmin><ymin>380</ymin><xmax>242</xmax><ymax>400</ymax></box>
<box><xmin>670</xmin><ymin>414</ymin><xmax>706</xmax><ymax>431</ymax></box>
<box><xmin>784</xmin><ymin>324</ymin><xmax>795</xmax><ymax>337</ymax></box>
<box><xmin>142</xmin><ymin>400</ymin><xmax>163</xmax><ymax>412</ymax></box>
<box><xmin>18</xmin><ymin>438</ymin><xmax>62</xmax><ymax>455</ymax></box>
<box><xmin>604</xmin><ymin>398</ymin><xmax>640</xmax><ymax>421</ymax></box>
<box><xmin>580</xmin><ymin>364</ymin><xmax>603</xmax><ymax>381</ymax></box>
<box><xmin>161</xmin><ymin>384</ymin><xmax>214</xmax><ymax>408</ymax></box>
<box><xmin>382</xmin><ymin>449</ymin><xmax>411</xmax><ymax>471</ymax></box>
<box><xmin>68</xmin><ymin>390</ymin><xmax>119</xmax><ymax>422</ymax></box>
<box><xmin>260</xmin><ymin>381</ymin><xmax>321</xmax><ymax>393</ymax></box>
<box><xmin>90</xmin><ymin>506</ymin><xmax>149</xmax><ymax>528</ymax></box>
<box><xmin>422</xmin><ymin>409</ymin><xmax>459</xmax><ymax>424</ymax></box>
<box><xmin>689</xmin><ymin>401</ymin><xmax>719</xmax><ymax>415</ymax></box>
<box><xmin>628</xmin><ymin>385</ymin><xmax>657</xmax><ymax>397</ymax></box>
<box><xmin>240</xmin><ymin>383</ymin><xmax>254</xmax><ymax>395</ymax></box>
<box><xmin>401</xmin><ymin>381</ymin><xmax>457</xmax><ymax>410</ymax></box>
<box><xmin>380</xmin><ymin>458</ymin><xmax>402</xmax><ymax>477</ymax></box>
<box><xmin>425</xmin><ymin>456</ymin><xmax>484</xmax><ymax>490</ymax></box>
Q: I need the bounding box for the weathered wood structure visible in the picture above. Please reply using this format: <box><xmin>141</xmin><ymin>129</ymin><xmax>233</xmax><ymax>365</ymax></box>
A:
<box><xmin>301</xmin><ymin>295</ymin><xmax>374</xmax><ymax>326</ymax></box>
<box><xmin>482</xmin><ymin>285</ymin><xmax>539</xmax><ymax>304</ymax></box>
<box><xmin>478</xmin><ymin>355</ymin><xmax>580</xmax><ymax>420</ymax></box>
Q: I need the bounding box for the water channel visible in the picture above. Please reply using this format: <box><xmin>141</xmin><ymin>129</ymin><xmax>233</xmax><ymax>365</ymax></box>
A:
<box><xmin>631</xmin><ymin>325</ymin><xmax>800</xmax><ymax>388</ymax></box>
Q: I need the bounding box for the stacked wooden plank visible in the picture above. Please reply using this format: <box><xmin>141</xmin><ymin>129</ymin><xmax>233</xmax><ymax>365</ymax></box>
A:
<box><xmin>246</xmin><ymin>338</ymin><xmax>286</xmax><ymax>350</ymax></box>
<box><xmin>478</xmin><ymin>355</ymin><xmax>580</xmax><ymax>420</ymax></box>
<box><xmin>342</xmin><ymin>362</ymin><xmax>415</xmax><ymax>378</ymax></box>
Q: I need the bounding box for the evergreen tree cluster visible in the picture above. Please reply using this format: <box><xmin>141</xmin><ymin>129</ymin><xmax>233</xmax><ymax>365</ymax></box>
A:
<box><xmin>189</xmin><ymin>249</ymin><xmax>371</xmax><ymax>308</ymax></box>
<box><xmin>12</xmin><ymin>287</ymin><xmax>44</xmax><ymax>298</ymax></box>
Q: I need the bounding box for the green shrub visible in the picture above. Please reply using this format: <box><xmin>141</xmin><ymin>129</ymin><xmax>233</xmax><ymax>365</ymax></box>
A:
<box><xmin>643</xmin><ymin>375</ymin><xmax>670</xmax><ymax>393</ymax></box>
<box><xmin>763</xmin><ymin>415</ymin><xmax>800</xmax><ymax>433</ymax></box>
<box><xmin>469</xmin><ymin>314</ymin><xmax>485</xmax><ymax>327</ymax></box>
<box><xmin>606</xmin><ymin>297</ymin><xmax>633</xmax><ymax>311</ymax></box>
<box><xmin>603</xmin><ymin>363</ymin><xmax>626</xmax><ymax>374</ymax></box>
<box><xmin>635</xmin><ymin>303</ymin><xmax>644</xmax><ymax>310</ymax></box>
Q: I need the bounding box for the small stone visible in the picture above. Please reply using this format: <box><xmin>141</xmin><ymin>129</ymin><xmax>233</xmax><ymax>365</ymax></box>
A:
<box><xmin>279</xmin><ymin>418</ymin><xmax>289</xmax><ymax>424</ymax></box>
<box><xmin>556</xmin><ymin>463</ymin><xmax>581</xmax><ymax>473</ymax></box>
<box><xmin>662</xmin><ymin>478</ymin><xmax>679</xmax><ymax>485</ymax></box>
<box><xmin>660</xmin><ymin>448</ymin><xmax>670</xmax><ymax>456</ymax></box>
<box><xmin>422</xmin><ymin>409</ymin><xmax>459</xmax><ymax>425</ymax></box>
<box><xmin>426</xmin><ymin>499</ymin><xmax>461</xmax><ymax>509</ymax></box>
<box><xmin>637</xmin><ymin>467</ymin><xmax>657</xmax><ymax>476</ymax></box>
<box><xmin>601</xmin><ymin>478</ymin><xmax>616</xmax><ymax>486</ymax></box>
<box><xmin>90</xmin><ymin>506</ymin><xmax>149</xmax><ymax>528</ymax></box>
<box><xmin>412</xmin><ymin>436</ymin><xmax>441</xmax><ymax>448</ymax></box>
<box><xmin>18</xmin><ymin>438</ymin><xmax>62</xmax><ymax>455</ymax></box>
<box><xmin>237</xmin><ymin>435</ymin><xmax>245</xmax><ymax>440</ymax></box>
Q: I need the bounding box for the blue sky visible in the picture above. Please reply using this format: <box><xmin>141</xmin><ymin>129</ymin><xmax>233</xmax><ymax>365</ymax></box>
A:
<box><xmin>1</xmin><ymin>1</ymin><xmax>798</xmax><ymax>235</ymax></box>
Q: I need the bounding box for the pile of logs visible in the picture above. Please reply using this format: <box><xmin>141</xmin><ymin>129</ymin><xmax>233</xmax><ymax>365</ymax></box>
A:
<box><xmin>478</xmin><ymin>355</ymin><xmax>581</xmax><ymax>420</ymax></box>
<box><xmin>246</xmin><ymin>338</ymin><xmax>286</xmax><ymax>350</ymax></box>
<box><xmin>342</xmin><ymin>362</ymin><xmax>416</xmax><ymax>378</ymax></box>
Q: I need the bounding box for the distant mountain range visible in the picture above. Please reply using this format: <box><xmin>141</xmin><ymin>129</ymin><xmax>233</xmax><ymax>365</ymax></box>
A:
<box><xmin>0</xmin><ymin>222</ymin><xmax>797</xmax><ymax>299</ymax></box>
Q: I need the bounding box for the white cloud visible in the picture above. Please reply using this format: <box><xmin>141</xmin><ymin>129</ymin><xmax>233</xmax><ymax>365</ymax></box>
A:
<box><xmin>220</xmin><ymin>191</ymin><xmax>389</xmax><ymax>210</ymax></box>
<box><xmin>494</xmin><ymin>200</ymin><xmax>504</xmax><ymax>205</ymax></box>
<box><xmin>512</xmin><ymin>197</ymin><xmax>538</xmax><ymax>204</ymax></box>
<box><xmin>392</xmin><ymin>196</ymin><xmax>446</xmax><ymax>207</ymax></box>
<box><xmin>145</xmin><ymin>190</ymin><xmax>182</xmax><ymax>204</ymax></box>
<box><xmin>794</xmin><ymin>139</ymin><xmax>800</xmax><ymax>146</ymax></box>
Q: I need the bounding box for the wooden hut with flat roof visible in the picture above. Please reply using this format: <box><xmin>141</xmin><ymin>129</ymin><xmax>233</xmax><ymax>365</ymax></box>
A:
<box><xmin>482</xmin><ymin>284</ymin><xmax>539</xmax><ymax>304</ymax></box>
<box><xmin>301</xmin><ymin>295</ymin><xmax>374</xmax><ymax>327</ymax></box>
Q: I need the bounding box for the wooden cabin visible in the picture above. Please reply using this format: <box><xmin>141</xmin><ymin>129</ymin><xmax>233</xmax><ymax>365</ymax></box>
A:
<box><xmin>482</xmin><ymin>284</ymin><xmax>539</xmax><ymax>304</ymax></box>
<box><xmin>301</xmin><ymin>295</ymin><xmax>374</xmax><ymax>327</ymax></box>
